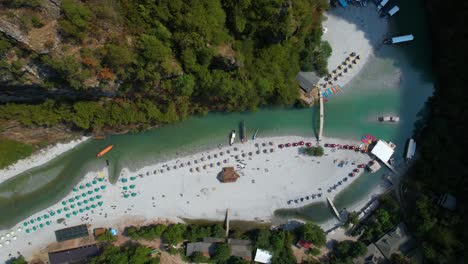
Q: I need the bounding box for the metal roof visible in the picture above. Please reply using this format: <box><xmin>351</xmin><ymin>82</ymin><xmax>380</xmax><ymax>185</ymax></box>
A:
<box><xmin>371</xmin><ymin>140</ymin><xmax>395</xmax><ymax>163</ymax></box>
<box><xmin>55</xmin><ymin>224</ymin><xmax>89</xmax><ymax>242</ymax></box>
<box><xmin>296</xmin><ymin>72</ymin><xmax>320</xmax><ymax>93</ymax></box>
<box><xmin>48</xmin><ymin>244</ymin><xmax>99</xmax><ymax>264</ymax></box>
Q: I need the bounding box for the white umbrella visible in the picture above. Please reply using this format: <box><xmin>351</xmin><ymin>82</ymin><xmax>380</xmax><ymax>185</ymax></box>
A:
<box><xmin>0</xmin><ymin>243</ymin><xmax>2</xmax><ymax>247</ymax></box>
<box><xmin>12</xmin><ymin>236</ymin><xmax>17</xmax><ymax>240</ymax></box>
<box><xmin>17</xmin><ymin>227</ymin><xmax>22</xmax><ymax>232</ymax></box>
<box><xmin>0</xmin><ymin>236</ymin><xmax>4</xmax><ymax>240</ymax></box>
<box><xmin>5</xmin><ymin>234</ymin><xmax>10</xmax><ymax>238</ymax></box>
<box><xmin>10</xmin><ymin>231</ymin><xmax>14</xmax><ymax>235</ymax></box>
<box><xmin>5</xmin><ymin>240</ymin><xmax>10</xmax><ymax>245</ymax></box>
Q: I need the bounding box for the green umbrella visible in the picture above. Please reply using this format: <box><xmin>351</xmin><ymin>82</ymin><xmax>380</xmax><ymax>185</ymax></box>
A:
<box><xmin>121</xmin><ymin>178</ymin><xmax>127</xmax><ymax>183</ymax></box>
<box><xmin>96</xmin><ymin>195</ymin><xmax>102</xmax><ymax>199</ymax></box>
<box><xmin>94</xmin><ymin>188</ymin><xmax>99</xmax><ymax>192</ymax></box>
<box><xmin>32</xmin><ymin>226</ymin><xmax>37</xmax><ymax>231</ymax></box>
<box><xmin>64</xmin><ymin>207</ymin><xmax>69</xmax><ymax>211</ymax></box>
<box><xmin>39</xmin><ymin>223</ymin><xmax>44</xmax><ymax>228</ymax></box>
<box><xmin>85</xmin><ymin>206</ymin><xmax>90</xmax><ymax>210</ymax></box>
<box><xmin>36</xmin><ymin>217</ymin><xmax>41</xmax><ymax>221</ymax></box>
<box><xmin>72</xmin><ymin>211</ymin><xmax>77</xmax><ymax>215</ymax></box>
<box><xmin>91</xmin><ymin>204</ymin><xmax>96</xmax><ymax>208</ymax></box>
<box><xmin>82</xmin><ymin>193</ymin><xmax>86</xmax><ymax>197</ymax></box>
<box><xmin>79</xmin><ymin>185</ymin><xmax>84</xmax><ymax>189</ymax></box>
<box><xmin>71</xmin><ymin>204</ymin><xmax>75</xmax><ymax>209</ymax></box>
<box><xmin>86</xmin><ymin>183</ymin><xmax>91</xmax><ymax>187</ymax></box>
<box><xmin>66</xmin><ymin>214</ymin><xmax>71</xmax><ymax>218</ymax></box>
<box><xmin>43</xmin><ymin>214</ymin><xmax>48</xmax><ymax>218</ymax></box>
<box><xmin>90</xmin><ymin>197</ymin><xmax>95</xmax><ymax>202</ymax></box>
<box><xmin>98</xmin><ymin>178</ymin><xmax>103</xmax><ymax>182</ymax></box>
<box><xmin>84</xmin><ymin>200</ymin><xmax>89</xmax><ymax>204</ymax></box>
<box><xmin>92</xmin><ymin>180</ymin><xmax>97</xmax><ymax>184</ymax></box>
<box><xmin>100</xmin><ymin>185</ymin><xmax>106</xmax><ymax>190</ymax></box>
<box><xmin>30</xmin><ymin>219</ymin><xmax>35</xmax><ymax>224</ymax></box>
<box><xmin>57</xmin><ymin>209</ymin><xmax>62</xmax><ymax>214</ymax></box>
<box><xmin>50</xmin><ymin>212</ymin><xmax>55</xmax><ymax>216</ymax></box>
<box><xmin>98</xmin><ymin>202</ymin><xmax>103</xmax><ymax>206</ymax></box>
<box><xmin>68</xmin><ymin>198</ymin><xmax>74</xmax><ymax>203</ymax></box>
<box><xmin>79</xmin><ymin>209</ymin><xmax>84</xmax><ymax>213</ymax></box>
<box><xmin>123</xmin><ymin>186</ymin><xmax>128</xmax><ymax>190</ymax></box>
<box><xmin>131</xmin><ymin>193</ymin><xmax>137</xmax><ymax>197</ymax></box>
<box><xmin>46</xmin><ymin>221</ymin><xmax>51</xmax><ymax>225</ymax></box>
<box><xmin>77</xmin><ymin>202</ymin><xmax>82</xmax><ymax>206</ymax></box>
<box><xmin>73</xmin><ymin>187</ymin><xmax>78</xmax><ymax>192</ymax></box>
<box><xmin>26</xmin><ymin>229</ymin><xmax>30</xmax><ymax>233</ymax></box>
<box><xmin>87</xmin><ymin>190</ymin><xmax>93</xmax><ymax>195</ymax></box>
<box><xmin>130</xmin><ymin>177</ymin><xmax>136</xmax><ymax>181</ymax></box>
<box><xmin>124</xmin><ymin>194</ymin><xmax>129</xmax><ymax>198</ymax></box>
<box><xmin>23</xmin><ymin>222</ymin><xmax>28</xmax><ymax>226</ymax></box>
<box><xmin>75</xmin><ymin>195</ymin><xmax>80</xmax><ymax>200</ymax></box>
<box><xmin>61</xmin><ymin>201</ymin><xmax>66</xmax><ymax>205</ymax></box>
<box><xmin>130</xmin><ymin>185</ymin><xmax>135</xmax><ymax>189</ymax></box>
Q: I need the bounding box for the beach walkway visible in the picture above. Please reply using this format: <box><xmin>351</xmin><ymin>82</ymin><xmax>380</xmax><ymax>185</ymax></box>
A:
<box><xmin>318</xmin><ymin>92</ymin><xmax>324</xmax><ymax>141</ymax></box>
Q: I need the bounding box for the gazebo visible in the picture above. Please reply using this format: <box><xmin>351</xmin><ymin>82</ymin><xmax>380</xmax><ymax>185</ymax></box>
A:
<box><xmin>218</xmin><ymin>167</ymin><xmax>240</xmax><ymax>183</ymax></box>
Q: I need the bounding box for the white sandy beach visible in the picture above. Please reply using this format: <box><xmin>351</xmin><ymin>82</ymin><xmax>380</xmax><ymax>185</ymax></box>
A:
<box><xmin>0</xmin><ymin>137</ymin><xmax>90</xmax><ymax>184</ymax></box>
<box><xmin>0</xmin><ymin>135</ymin><xmax>377</xmax><ymax>261</ymax></box>
<box><xmin>319</xmin><ymin>6</ymin><xmax>388</xmax><ymax>89</ymax></box>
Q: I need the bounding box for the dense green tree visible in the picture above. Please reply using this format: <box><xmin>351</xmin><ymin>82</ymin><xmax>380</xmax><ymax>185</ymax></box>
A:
<box><xmin>162</xmin><ymin>223</ymin><xmax>186</xmax><ymax>246</ymax></box>
<box><xmin>298</xmin><ymin>223</ymin><xmax>326</xmax><ymax>247</ymax></box>
<box><xmin>184</xmin><ymin>225</ymin><xmax>212</xmax><ymax>242</ymax></box>
<box><xmin>191</xmin><ymin>251</ymin><xmax>210</xmax><ymax>263</ymax></box>
<box><xmin>7</xmin><ymin>255</ymin><xmax>27</xmax><ymax>264</ymax></box>
<box><xmin>212</xmin><ymin>224</ymin><xmax>226</xmax><ymax>238</ymax></box>
<box><xmin>255</xmin><ymin>229</ymin><xmax>271</xmax><ymax>249</ymax></box>
<box><xmin>211</xmin><ymin>243</ymin><xmax>231</xmax><ymax>263</ymax></box>
<box><xmin>59</xmin><ymin>0</ymin><xmax>93</xmax><ymax>41</ymax></box>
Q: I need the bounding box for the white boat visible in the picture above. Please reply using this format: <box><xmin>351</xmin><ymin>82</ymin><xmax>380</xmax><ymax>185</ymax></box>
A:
<box><xmin>387</xmin><ymin>6</ymin><xmax>400</xmax><ymax>17</ymax></box>
<box><xmin>229</xmin><ymin>130</ymin><xmax>236</xmax><ymax>146</ymax></box>
<box><xmin>378</xmin><ymin>116</ymin><xmax>400</xmax><ymax>122</ymax></box>
<box><xmin>384</xmin><ymin>34</ymin><xmax>414</xmax><ymax>44</ymax></box>
<box><xmin>406</xmin><ymin>139</ymin><xmax>416</xmax><ymax>160</ymax></box>
<box><xmin>377</xmin><ymin>0</ymin><xmax>389</xmax><ymax>10</ymax></box>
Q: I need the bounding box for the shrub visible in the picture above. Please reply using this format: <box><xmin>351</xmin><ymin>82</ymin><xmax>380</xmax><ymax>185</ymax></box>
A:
<box><xmin>31</xmin><ymin>16</ymin><xmax>44</xmax><ymax>28</ymax></box>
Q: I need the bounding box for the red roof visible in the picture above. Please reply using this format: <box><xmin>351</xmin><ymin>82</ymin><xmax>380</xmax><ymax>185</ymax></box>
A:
<box><xmin>297</xmin><ymin>240</ymin><xmax>312</xmax><ymax>249</ymax></box>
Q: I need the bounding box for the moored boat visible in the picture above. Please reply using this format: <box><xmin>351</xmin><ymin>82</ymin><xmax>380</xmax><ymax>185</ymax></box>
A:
<box><xmin>97</xmin><ymin>145</ymin><xmax>113</xmax><ymax>158</ymax></box>
<box><xmin>241</xmin><ymin>121</ymin><xmax>246</xmax><ymax>143</ymax></box>
<box><xmin>229</xmin><ymin>130</ymin><xmax>236</xmax><ymax>146</ymax></box>
<box><xmin>252</xmin><ymin>128</ymin><xmax>259</xmax><ymax>140</ymax></box>
<box><xmin>378</xmin><ymin>116</ymin><xmax>400</xmax><ymax>122</ymax></box>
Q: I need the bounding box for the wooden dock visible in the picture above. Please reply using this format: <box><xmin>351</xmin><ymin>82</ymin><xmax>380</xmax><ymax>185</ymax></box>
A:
<box><xmin>327</xmin><ymin>197</ymin><xmax>341</xmax><ymax>221</ymax></box>
<box><xmin>318</xmin><ymin>92</ymin><xmax>324</xmax><ymax>141</ymax></box>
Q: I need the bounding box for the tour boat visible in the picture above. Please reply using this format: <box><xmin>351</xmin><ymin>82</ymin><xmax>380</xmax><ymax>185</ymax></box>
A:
<box><xmin>229</xmin><ymin>130</ymin><xmax>236</xmax><ymax>146</ymax></box>
<box><xmin>378</xmin><ymin>116</ymin><xmax>400</xmax><ymax>122</ymax></box>
<box><xmin>97</xmin><ymin>145</ymin><xmax>113</xmax><ymax>158</ymax></box>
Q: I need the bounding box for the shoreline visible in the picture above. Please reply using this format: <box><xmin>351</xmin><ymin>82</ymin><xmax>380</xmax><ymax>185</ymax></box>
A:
<box><xmin>0</xmin><ymin>135</ymin><xmax>380</xmax><ymax>261</ymax></box>
<box><xmin>0</xmin><ymin>137</ymin><xmax>90</xmax><ymax>185</ymax></box>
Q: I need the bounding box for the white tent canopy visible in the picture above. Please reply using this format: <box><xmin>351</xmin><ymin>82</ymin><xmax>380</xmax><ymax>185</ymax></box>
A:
<box><xmin>254</xmin><ymin>248</ymin><xmax>272</xmax><ymax>264</ymax></box>
<box><xmin>371</xmin><ymin>140</ymin><xmax>395</xmax><ymax>163</ymax></box>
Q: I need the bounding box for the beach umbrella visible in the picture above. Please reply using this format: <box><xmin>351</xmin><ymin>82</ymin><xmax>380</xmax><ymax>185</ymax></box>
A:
<box><xmin>68</xmin><ymin>198</ymin><xmax>74</xmax><ymax>203</ymax></box>
<box><xmin>130</xmin><ymin>185</ymin><xmax>135</xmax><ymax>189</ymax></box>
<box><xmin>87</xmin><ymin>190</ymin><xmax>93</xmax><ymax>195</ymax></box>
<box><xmin>94</xmin><ymin>188</ymin><xmax>99</xmax><ymax>192</ymax></box>
<box><xmin>64</xmin><ymin>207</ymin><xmax>69</xmax><ymax>211</ymax></box>
<box><xmin>72</xmin><ymin>211</ymin><xmax>77</xmax><ymax>215</ymax></box>
<box><xmin>86</xmin><ymin>183</ymin><xmax>91</xmax><ymax>187</ymax></box>
<box><xmin>46</xmin><ymin>221</ymin><xmax>51</xmax><ymax>225</ymax></box>
<box><xmin>85</xmin><ymin>206</ymin><xmax>90</xmax><ymax>210</ymax></box>
<box><xmin>50</xmin><ymin>212</ymin><xmax>55</xmax><ymax>216</ymax></box>
<box><xmin>79</xmin><ymin>209</ymin><xmax>84</xmax><ymax>213</ymax></box>
<box><xmin>84</xmin><ymin>200</ymin><xmax>89</xmax><ymax>204</ymax></box>
<box><xmin>75</xmin><ymin>195</ymin><xmax>80</xmax><ymax>200</ymax></box>
<box><xmin>30</xmin><ymin>219</ymin><xmax>35</xmax><ymax>224</ymax></box>
<box><xmin>32</xmin><ymin>227</ymin><xmax>37</xmax><ymax>231</ymax></box>
<box><xmin>100</xmin><ymin>185</ymin><xmax>106</xmax><ymax>190</ymax></box>
<box><xmin>36</xmin><ymin>217</ymin><xmax>41</xmax><ymax>221</ymax></box>
<box><xmin>71</xmin><ymin>205</ymin><xmax>75</xmax><ymax>209</ymax></box>
<box><xmin>98</xmin><ymin>202</ymin><xmax>103</xmax><ymax>206</ymax></box>
<box><xmin>57</xmin><ymin>209</ymin><xmax>62</xmax><ymax>214</ymax></box>
<box><xmin>124</xmin><ymin>194</ymin><xmax>129</xmax><ymax>198</ymax></box>
<box><xmin>96</xmin><ymin>195</ymin><xmax>102</xmax><ymax>199</ymax></box>
<box><xmin>131</xmin><ymin>193</ymin><xmax>137</xmax><ymax>197</ymax></box>
<box><xmin>12</xmin><ymin>236</ymin><xmax>17</xmax><ymax>240</ymax></box>
<box><xmin>17</xmin><ymin>227</ymin><xmax>22</xmax><ymax>232</ymax></box>
<box><xmin>66</xmin><ymin>214</ymin><xmax>70</xmax><ymax>218</ymax></box>
<box><xmin>130</xmin><ymin>177</ymin><xmax>136</xmax><ymax>181</ymax></box>
<box><xmin>43</xmin><ymin>214</ymin><xmax>48</xmax><ymax>218</ymax></box>
<box><xmin>73</xmin><ymin>187</ymin><xmax>78</xmax><ymax>192</ymax></box>
<box><xmin>79</xmin><ymin>185</ymin><xmax>84</xmax><ymax>189</ymax></box>
<box><xmin>82</xmin><ymin>193</ymin><xmax>86</xmax><ymax>197</ymax></box>
<box><xmin>92</xmin><ymin>180</ymin><xmax>97</xmax><ymax>185</ymax></box>
<box><xmin>90</xmin><ymin>197</ymin><xmax>95</xmax><ymax>201</ymax></box>
<box><xmin>26</xmin><ymin>229</ymin><xmax>30</xmax><ymax>233</ymax></box>
<box><xmin>121</xmin><ymin>178</ymin><xmax>127</xmax><ymax>183</ymax></box>
<box><xmin>91</xmin><ymin>204</ymin><xmax>96</xmax><ymax>208</ymax></box>
<box><xmin>77</xmin><ymin>202</ymin><xmax>82</xmax><ymax>206</ymax></box>
<box><xmin>123</xmin><ymin>186</ymin><xmax>128</xmax><ymax>190</ymax></box>
<box><xmin>23</xmin><ymin>222</ymin><xmax>28</xmax><ymax>226</ymax></box>
<box><xmin>39</xmin><ymin>223</ymin><xmax>44</xmax><ymax>228</ymax></box>
<box><xmin>98</xmin><ymin>178</ymin><xmax>103</xmax><ymax>182</ymax></box>
<box><xmin>61</xmin><ymin>201</ymin><xmax>66</xmax><ymax>205</ymax></box>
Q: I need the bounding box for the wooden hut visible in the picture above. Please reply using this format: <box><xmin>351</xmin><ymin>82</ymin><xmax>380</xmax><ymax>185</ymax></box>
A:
<box><xmin>218</xmin><ymin>167</ymin><xmax>240</xmax><ymax>183</ymax></box>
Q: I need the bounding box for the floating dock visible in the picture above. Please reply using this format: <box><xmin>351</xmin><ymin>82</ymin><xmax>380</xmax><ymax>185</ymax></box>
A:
<box><xmin>327</xmin><ymin>197</ymin><xmax>341</xmax><ymax>221</ymax></box>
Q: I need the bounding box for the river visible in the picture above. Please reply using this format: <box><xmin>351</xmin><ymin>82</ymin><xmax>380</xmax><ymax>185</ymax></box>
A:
<box><xmin>0</xmin><ymin>0</ymin><xmax>433</xmax><ymax>229</ymax></box>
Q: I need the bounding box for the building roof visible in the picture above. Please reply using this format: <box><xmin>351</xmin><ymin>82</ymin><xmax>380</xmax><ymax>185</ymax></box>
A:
<box><xmin>371</xmin><ymin>140</ymin><xmax>395</xmax><ymax>163</ymax></box>
<box><xmin>55</xmin><ymin>224</ymin><xmax>89</xmax><ymax>242</ymax></box>
<box><xmin>93</xmin><ymin>228</ymin><xmax>106</xmax><ymax>238</ymax></box>
<box><xmin>231</xmin><ymin>245</ymin><xmax>252</xmax><ymax>260</ymax></box>
<box><xmin>186</xmin><ymin>242</ymin><xmax>216</xmax><ymax>257</ymax></box>
<box><xmin>368</xmin><ymin>160</ymin><xmax>382</xmax><ymax>172</ymax></box>
<box><xmin>219</xmin><ymin>167</ymin><xmax>240</xmax><ymax>183</ymax></box>
<box><xmin>254</xmin><ymin>248</ymin><xmax>272</xmax><ymax>264</ymax></box>
<box><xmin>296</xmin><ymin>72</ymin><xmax>320</xmax><ymax>93</ymax></box>
<box><xmin>48</xmin><ymin>244</ymin><xmax>99</xmax><ymax>264</ymax></box>
<box><xmin>438</xmin><ymin>193</ymin><xmax>457</xmax><ymax>210</ymax></box>
<box><xmin>354</xmin><ymin>243</ymin><xmax>388</xmax><ymax>264</ymax></box>
<box><xmin>227</xmin><ymin>239</ymin><xmax>252</xmax><ymax>246</ymax></box>
<box><xmin>202</xmin><ymin>237</ymin><xmax>225</xmax><ymax>243</ymax></box>
<box><xmin>297</xmin><ymin>240</ymin><xmax>312</xmax><ymax>249</ymax></box>
<box><xmin>375</xmin><ymin>222</ymin><xmax>415</xmax><ymax>259</ymax></box>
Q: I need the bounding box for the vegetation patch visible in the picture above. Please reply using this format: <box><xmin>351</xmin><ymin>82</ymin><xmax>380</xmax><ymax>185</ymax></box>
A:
<box><xmin>0</xmin><ymin>138</ymin><xmax>33</xmax><ymax>169</ymax></box>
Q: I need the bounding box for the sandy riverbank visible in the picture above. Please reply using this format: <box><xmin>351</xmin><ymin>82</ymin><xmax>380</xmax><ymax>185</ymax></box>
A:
<box><xmin>0</xmin><ymin>135</ymin><xmax>382</xmax><ymax>261</ymax></box>
<box><xmin>318</xmin><ymin>6</ymin><xmax>388</xmax><ymax>89</ymax></box>
<box><xmin>0</xmin><ymin>137</ymin><xmax>90</xmax><ymax>184</ymax></box>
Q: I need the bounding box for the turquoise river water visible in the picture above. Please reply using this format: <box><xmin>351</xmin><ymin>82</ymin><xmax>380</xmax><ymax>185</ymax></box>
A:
<box><xmin>0</xmin><ymin>0</ymin><xmax>433</xmax><ymax>228</ymax></box>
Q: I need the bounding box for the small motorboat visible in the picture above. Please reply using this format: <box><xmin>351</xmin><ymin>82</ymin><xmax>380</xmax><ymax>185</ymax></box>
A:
<box><xmin>229</xmin><ymin>130</ymin><xmax>236</xmax><ymax>146</ymax></box>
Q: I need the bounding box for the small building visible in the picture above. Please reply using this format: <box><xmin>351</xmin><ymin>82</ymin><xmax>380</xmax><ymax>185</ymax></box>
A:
<box><xmin>48</xmin><ymin>244</ymin><xmax>99</xmax><ymax>264</ymax></box>
<box><xmin>55</xmin><ymin>224</ymin><xmax>89</xmax><ymax>242</ymax></box>
<box><xmin>218</xmin><ymin>167</ymin><xmax>240</xmax><ymax>183</ymax></box>
<box><xmin>371</xmin><ymin>140</ymin><xmax>395</xmax><ymax>163</ymax></box>
<box><xmin>296</xmin><ymin>72</ymin><xmax>320</xmax><ymax>94</ymax></box>
<box><xmin>296</xmin><ymin>240</ymin><xmax>312</xmax><ymax>250</ymax></box>
<box><xmin>374</xmin><ymin>223</ymin><xmax>415</xmax><ymax>260</ymax></box>
<box><xmin>230</xmin><ymin>244</ymin><xmax>252</xmax><ymax>261</ymax></box>
<box><xmin>93</xmin><ymin>228</ymin><xmax>106</xmax><ymax>238</ymax></box>
<box><xmin>202</xmin><ymin>237</ymin><xmax>225</xmax><ymax>243</ymax></box>
<box><xmin>186</xmin><ymin>242</ymin><xmax>216</xmax><ymax>257</ymax></box>
<box><xmin>254</xmin><ymin>248</ymin><xmax>272</xmax><ymax>264</ymax></box>
<box><xmin>228</xmin><ymin>239</ymin><xmax>252</xmax><ymax>246</ymax></box>
<box><xmin>367</xmin><ymin>160</ymin><xmax>382</xmax><ymax>173</ymax></box>
<box><xmin>354</xmin><ymin>243</ymin><xmax>387</xmax><ymax>264</ymax></box>
<box><xmin>438</xmin><ymin>193</ymin><xmax>457</xmax><ymax>211</ymax></box>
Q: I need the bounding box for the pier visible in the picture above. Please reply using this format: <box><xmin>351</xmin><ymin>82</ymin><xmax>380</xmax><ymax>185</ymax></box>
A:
<box><xmin>318</xmin><ymin>92</ymin><xmax>324</xmax><ymax>141</ymax></box>
<box><xmin>327</xmin><ymin>197</ymin><xmax>341</xmax><ymax>221</ymax></box>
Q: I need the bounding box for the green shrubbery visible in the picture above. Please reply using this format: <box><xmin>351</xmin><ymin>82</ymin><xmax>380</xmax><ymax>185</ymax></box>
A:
<box><xmin>0</xmin><ymin>138</ymin><xmax>33</xmax><ymax>169</ymax></box>
<box><xmin>303</xmin><ymin>146</ymin><xmax>324</xmax><ymax>157</ymax></box>
<box><xmin>89</xmin><ymin>244</ymin><xmax>160</xmax><ymax>264</ymax></box>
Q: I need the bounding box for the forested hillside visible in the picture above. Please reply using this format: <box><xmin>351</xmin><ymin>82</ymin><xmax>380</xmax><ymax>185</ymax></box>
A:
<box><xmin>403</xmin><ymin>0</ymin><xmax>468</xmax><ymax>263</ymax></box>
<box><xmin>0</xmin><ymin>0</ymin><xmax>330</xmax><ymax>133</ymax></box>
